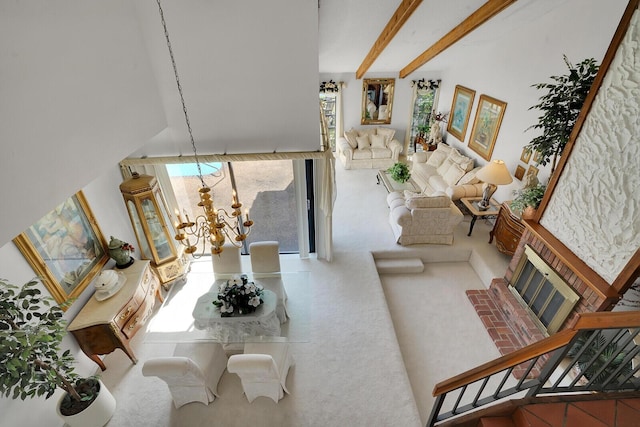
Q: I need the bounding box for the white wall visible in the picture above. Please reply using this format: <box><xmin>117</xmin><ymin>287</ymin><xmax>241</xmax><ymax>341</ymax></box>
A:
<box><xmin>0</xmin><ymin>0</ymin><xmax>166</xmax><ymax>246</ymax></box>
<box><xmin>324</xmin><ymin>0</ymin><xmax>628</xmax><ymax>204</ymax></box>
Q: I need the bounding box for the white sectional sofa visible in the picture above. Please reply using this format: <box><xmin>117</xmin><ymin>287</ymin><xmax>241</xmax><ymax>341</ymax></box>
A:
<box><xmin>336</xmin><ymin>127</ymin><xmax>402</xmax><ymax>169</ymax></box>
<box><xmin>410</xmin><ymin>143</ymin><xmax>484</xmax><ymax>201</ymax></box>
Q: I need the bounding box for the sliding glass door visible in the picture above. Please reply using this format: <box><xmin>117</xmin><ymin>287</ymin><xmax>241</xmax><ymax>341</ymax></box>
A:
<box><xmin>166</xmin><ymin>159</ymin><xmax>302</xmax><ymax>255</ymax></box>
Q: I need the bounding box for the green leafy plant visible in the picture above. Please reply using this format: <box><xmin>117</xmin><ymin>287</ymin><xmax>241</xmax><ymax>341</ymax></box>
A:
<box><xmin>0</xmin><ymin>279</ymin><xmax>98</xmax><ymax>416</ymax></box>
<box><xmin>510</xmin><ymin>184</ymin><xmax>547</xmax><ymax>212</ymax></box>
<box><xmin>387</xmin><ymin>162</ymin><xmax>411</xmax><ymax>183</ymax></box>
<box><xmin>525</xmin><ymin>55</ymin><xmax>599</xmax><ymax>173</ymax></box>
<box><xmin>567</xmin><ymin>331</ymin><xmax>632</xmax><ymax>386</ymax></box>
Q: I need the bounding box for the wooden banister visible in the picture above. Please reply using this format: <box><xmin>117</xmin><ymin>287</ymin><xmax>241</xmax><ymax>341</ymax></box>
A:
<box><xmin>574</xmin><ymin>311</ymin><xmax>640</xmax><ymax>330</ymax></box>
<box><xmin>432</xmin><ymin>330</ymin><xmax>576</xmax><ymax>396</ymax></box>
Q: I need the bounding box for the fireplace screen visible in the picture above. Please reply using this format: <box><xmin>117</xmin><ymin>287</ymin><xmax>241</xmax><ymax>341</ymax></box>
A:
<box><xmin>509</xmin><ymin>245</ymin><xmax>580</xmax><ymax>335</ymax></box>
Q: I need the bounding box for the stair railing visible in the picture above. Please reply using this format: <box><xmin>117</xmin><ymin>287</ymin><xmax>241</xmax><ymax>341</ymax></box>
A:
<box><xmin>427</xmin><ymin>311</ymin><xmax>640</xmax><ymax>427</ymax></box>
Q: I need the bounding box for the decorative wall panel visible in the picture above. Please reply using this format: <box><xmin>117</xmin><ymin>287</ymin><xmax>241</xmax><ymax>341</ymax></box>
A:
<box><xmin>540</xmin><ymin>10</ymin><xmax>640</xmax><ymax>284</ymax></box>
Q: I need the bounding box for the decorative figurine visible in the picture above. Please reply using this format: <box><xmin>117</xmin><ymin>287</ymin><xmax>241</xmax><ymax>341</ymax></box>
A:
<box><xmin>108</xmin><ymin>236</ymin><xmax>135</xmax><ymax>269</ymax></box>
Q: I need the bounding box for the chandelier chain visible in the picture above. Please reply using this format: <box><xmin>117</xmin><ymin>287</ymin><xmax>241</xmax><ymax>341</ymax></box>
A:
<box><xmin>155</xmin><ymin>0</ymin><xmax>205</xmax><ymax>187</ymax></box>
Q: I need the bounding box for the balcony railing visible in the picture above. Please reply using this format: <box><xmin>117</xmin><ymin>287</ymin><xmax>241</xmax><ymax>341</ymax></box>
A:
<box><xmin>427</xmin><ymin>311</ymin><xmax>640</xmax><ymax>426</ymax></box>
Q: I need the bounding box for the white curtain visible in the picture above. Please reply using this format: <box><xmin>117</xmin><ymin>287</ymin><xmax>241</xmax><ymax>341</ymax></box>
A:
<box><xmin>314</xmin><ymin>151</ymin><xmax>336</xmax><ymax>261</ymax></box>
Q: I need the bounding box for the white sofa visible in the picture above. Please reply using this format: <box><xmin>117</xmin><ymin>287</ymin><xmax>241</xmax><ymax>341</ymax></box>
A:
<box><xmin>411</xmin><ymin>143</ymin><xmax>484</xmax><ymax>201</ymax></box>
<box><xmin>386</xmin><ymin>190</ymin><xmax>463</xmax><ymax>245</ymax></box>
<box><xmin>336</xmin><ymin>127</ymin><xmax>402</xmax><ymax>169</ymax></box>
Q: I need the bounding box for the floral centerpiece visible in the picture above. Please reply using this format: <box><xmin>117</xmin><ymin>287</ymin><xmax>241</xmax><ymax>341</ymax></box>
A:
<box><xmin>212</xmin><ymin>274</ymin><xmax>264</xmax><ymax>317</ymax></box>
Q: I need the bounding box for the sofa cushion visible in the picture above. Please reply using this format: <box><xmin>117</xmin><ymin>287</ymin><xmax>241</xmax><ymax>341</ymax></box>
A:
<box><xmin>371</xmin><ymin>147</ymin><xmax>391</xmax><ymax>159</ymax></box>
<box><xmin>356</xmin><ymin>135</ymin><xmax>371</xmax><ymax>150</ymax></box>
<box><xmin>428</xmin><ymin>174</ymin><xmax>449</xmax><ymax>193</ymax></box>
<box><xmin>458</xmin><ymin>166</ymin><xmax>482</xmax><ymax>185</ymax></box>
<box><xmin>352</xmin><ymin>148</ymin><xmax>372</xmax><ymax>159</ymax></box>
<box><xmin>405</xmin><ymin>194</ymin><xmax>451</xmax><ymax>209</ymax></box>
<box><xmin>357</xmin><ymin>128</ymin><xmax>377</xmax><ymax>137</ymax></box>
<box><xmin>344</xmin><ymin>128</ymin><xmax>358</xmax><ymax>149</ymax></box>
<box><xmin>448</xmin><ymin>148</ymin><xmax>475</xmax><ymax>172</ymax></box>
<box><xmin>434</xmin><ymin>143</ymin><xmax>453</xmax><ymax>157</ymax></box>
<box><xmin>370</xmin><ymin>134</ymin><xmax>386</xmax><ymax>148</ymax></box>
<box><xmin>426</xmin><ymin>150</ymin><xmax>447</xmax><ymax>168</ymax></box>
<box><xmin>376</xmin><ymin>127</ymin><xmax>396</xmax><ymax>144</ymax></box>
<box><xmin>443</xmin><ymin>163</ymin><xmax>466</xmax><ymax>186</ymax></box>
<box><xmin>436</xmin><ymin>158</ymin><xmax>455</xmax><ymax>176</ymax></box>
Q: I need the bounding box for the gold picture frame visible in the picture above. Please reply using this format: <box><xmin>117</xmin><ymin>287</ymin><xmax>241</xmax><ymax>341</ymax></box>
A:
<box><xmin>13</xmin><ymin>191</ymin><xmax>109</xmax><ymax>306</ymax></box>
<box><xmin>515</xmin><ymin>165</ymin><xmax>526</xmax><ymax>181</ymax></box>
<box><xmin>468</xmin><ymin>94</ymin><xmax>507</xmax><ymax>161</ymax></box>
<box><xmin>447</xmin><ymin>85</ymin><xmax>476</xmax><ymax>142</ymax></box>
<box><xmin>520</xmin><ymin>147</ymin><xmax>532</xmax><ymax>164</ymax></box>
<box><xmin>361</xmin><ymin>78</ymin><xmax>395</xmax><ymax>125</ymax></box>
<box><xmin>527</xmin><ymin>165</ymin><xmax>539</xmax><ymax>177</ymax></box>
<box><xmin>533</xmin><ymin>150</ymin><xmax>542</xmax><ymax>164</ymax></box>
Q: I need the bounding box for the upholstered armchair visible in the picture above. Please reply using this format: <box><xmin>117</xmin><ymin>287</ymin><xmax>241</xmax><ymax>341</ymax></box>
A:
<box><xmin>386</xmin><ymin>191</ymin><xmax>463</xmax><ymax>245</ymax></box>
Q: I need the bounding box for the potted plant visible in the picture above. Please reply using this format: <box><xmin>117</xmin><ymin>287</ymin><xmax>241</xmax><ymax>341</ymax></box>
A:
<box><xmin>0</xmin><ymin>279</ymin><xmax>116</xmax><ymax>427</ymax></box>
<box><xmin>414</xmin><ymin>124</ymin><xmax>430</xmax><ymax>149</ymax></box>
<box><xmin>510</xmin><ymin>184</ymin><xmax>547</xmax><ymax>219</ymax></box>
<box><xmin>387</xmin><ymin>162</ymin><xmax>411</xmax><ymax>183</ymax></box>
<box><xmin>525</xmin><ymin>55</ymin><xmax>599</xmax><ymax>173</ymax></box>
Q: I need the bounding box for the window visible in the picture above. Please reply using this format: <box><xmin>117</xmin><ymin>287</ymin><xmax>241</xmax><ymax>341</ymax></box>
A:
<box><xmin>166</xmin><ymin>160</ymin><xmax>301</xmax><ymax>255</ymax></box>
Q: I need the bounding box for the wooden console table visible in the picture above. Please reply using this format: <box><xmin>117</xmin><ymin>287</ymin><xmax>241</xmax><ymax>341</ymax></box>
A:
<box><xmin>489</xmin><ymin>202</ymin><xmax>525</xmax><ymax>256</ymax></box>
<box><xmin>67</xmin><ymin>260</ymin><xmax>161</xmax><ymax>370</ymax></box>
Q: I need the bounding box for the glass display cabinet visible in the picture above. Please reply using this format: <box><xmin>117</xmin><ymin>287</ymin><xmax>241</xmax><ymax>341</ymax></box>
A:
<box><xmin>119</xmin><ymin>172</ymin><xmax>189</xmax><ymax>288</ymax></box>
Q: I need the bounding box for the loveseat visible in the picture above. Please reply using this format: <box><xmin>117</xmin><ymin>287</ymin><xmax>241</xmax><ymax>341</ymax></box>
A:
<box><xmin>386</xmin><ymin>190</ymin><xmax>463</xmax><ymax>245</ymax></box>
<box><xmin>411</xmin><ymin>143</ymin><xmax>484</xmax><ymax>201</ymax></box>
<box><xmin>336</xmin><ymin>127</ymin><xmax>402</xmax><ymax>169</ymax></box>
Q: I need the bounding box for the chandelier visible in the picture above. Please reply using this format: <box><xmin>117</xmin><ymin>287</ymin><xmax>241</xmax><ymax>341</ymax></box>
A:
<box><xmin>156</xmin><ymin>0</ymin><xmax>253</xmax><ymax>256</ymax></box>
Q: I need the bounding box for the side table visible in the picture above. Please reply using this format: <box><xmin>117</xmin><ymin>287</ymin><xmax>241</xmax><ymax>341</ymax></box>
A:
<box><xmin>489</xmin><ymin>202</ymin><xmax>525</xmax><ymax>256</ymax></box>
<box><xmin>459</xmin><ymin>197</ymin><xmax>500</xmax><ymax>236</ymax></box>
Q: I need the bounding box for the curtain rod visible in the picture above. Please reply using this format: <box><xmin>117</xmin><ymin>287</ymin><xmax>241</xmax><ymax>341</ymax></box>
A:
<box><xmin>120</xmin><ymin>149</ymin><xmax>331</xmax><ymax>166</ymax></box>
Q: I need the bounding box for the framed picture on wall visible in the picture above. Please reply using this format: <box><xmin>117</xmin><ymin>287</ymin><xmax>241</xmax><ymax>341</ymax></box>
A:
<box><xmin>520</xmin><ymin>147</ymin><xmax>532</xmax><ymax>164</ymax></box>
<box><xmin>447</xmin><ymin>85</ymin><xmax>476</xmax><ymax>142</ymax></box>
<box><xmin>527</xmin><ymin>165</ymin><xmax>539</xmax><ymax>177</ymax></box>
<box><xmin>515</xmin><ymin>165</ymin><xmax>526</xmax><ymax>180</ymax></box>
<box><xmin>468</xmin><ymin>94</ymin><xmax>507</xmax><ymax>161</ymax></box>
<box><xmin>13</xmin><ymin>191</ymin><xmax>109</xmax><ymax>306</ymax></box>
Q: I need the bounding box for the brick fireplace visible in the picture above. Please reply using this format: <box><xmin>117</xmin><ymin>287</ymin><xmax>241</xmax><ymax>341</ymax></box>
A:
<box><xmin>468</xmin><ymin>226</ymin><xmax>621</xmax><ymax>375</ymax></box>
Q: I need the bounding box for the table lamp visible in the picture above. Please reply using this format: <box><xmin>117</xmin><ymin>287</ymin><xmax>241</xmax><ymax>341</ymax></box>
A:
<box><xmin>475</xmin><ymin>159</ymin><xmax>513</xmax><ymax>211</ymax></box>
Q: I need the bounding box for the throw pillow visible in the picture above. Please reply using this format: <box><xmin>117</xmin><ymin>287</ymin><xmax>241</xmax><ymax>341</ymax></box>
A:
<box><xmin>356</xmin><ymin>135</ymin><xmax>371</xmax><ymax>150</ymax></box>
<box><xmin>448</xmin><ymin>148</ymin><xmax>474</xmax><ymax>172</ymax></box>
<box><xmin>370</xmin><ymin>134</ymin><xmax>386</xmax><ymax>148</ymax></box>
<box><xmin>443</xmin><ymin>163</ymin><xmax>466</xmax><ymax>186</ymax></box>
<box><xmin>403</xmin><ymin>190</ymin><xmax>422</xmax><ymax>199</ymax></box>
<box><xmin>458</xmin><ymin>166</ymin><xmax>482</xmax><ymax>185</ymax></box>
<box><xmin>436</xmin><ymin>158</ymin><xmax>455</xmax><ymax>176</ymax></box>
<box><xmin>376</xmin><ymin>127</ymin><xmax>396</xmax><ymax>144</ymax></box>
<box><xmin>426</xmin><ymin>151</ymin><xmax>447</xmax><ymax>168</ymax></box>
<box><xmin>344</xmin><ymin>128</ymin><xmax>358</xmax><ymax>149</ymax></box>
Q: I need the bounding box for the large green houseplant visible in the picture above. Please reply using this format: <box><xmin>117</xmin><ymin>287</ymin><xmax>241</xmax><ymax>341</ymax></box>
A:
<box><xmin>0</xmin><ymin>279</ymin><xmax>115</xmax><ymax>426</ymax></box>
<box><xmin>525</xmin><ymin>55</ymin><xmax>599</xmax><ymax>173</ymax></box>
<box><xmin>387</xmin><ymin>162</ymin><xmax>411</xmax><ymax>183</ymax></box>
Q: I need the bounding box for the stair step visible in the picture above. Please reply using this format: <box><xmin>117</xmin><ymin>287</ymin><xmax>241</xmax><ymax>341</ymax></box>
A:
<box><xmin>477</xmin><ymin>417</ymin><xmax>516</xmax><ymax>427</ymax></box>
<box><xmin>375</xmin><ymin>257</ymin><xmax>424</xmax><ymax>274</ymax></box>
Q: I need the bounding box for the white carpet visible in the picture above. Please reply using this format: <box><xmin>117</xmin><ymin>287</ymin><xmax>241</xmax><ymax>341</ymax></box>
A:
<box><xmin>93</xmin><ymin>164</ymin><xmax>510</xmax><ymax>427</ymax></box>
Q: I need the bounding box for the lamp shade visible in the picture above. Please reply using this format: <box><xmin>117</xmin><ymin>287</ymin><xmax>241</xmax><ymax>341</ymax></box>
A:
<box><xmin>476</xmin><ymin>160</ymin><xmax>513</xmax><ymax>185</ymax></box>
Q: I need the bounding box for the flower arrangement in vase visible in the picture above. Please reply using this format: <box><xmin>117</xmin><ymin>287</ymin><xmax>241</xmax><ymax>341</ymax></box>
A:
<box><xmin>212</xmin><ymin>274</ymin><xmax>264</xmax><ymax>317</ymax></box>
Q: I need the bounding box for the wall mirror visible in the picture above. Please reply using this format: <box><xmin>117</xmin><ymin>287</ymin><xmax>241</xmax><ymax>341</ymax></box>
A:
<box><xmin>361</xmin><ymin>78</ymin><xmax>395</xmax><ymax>125</ymax></box>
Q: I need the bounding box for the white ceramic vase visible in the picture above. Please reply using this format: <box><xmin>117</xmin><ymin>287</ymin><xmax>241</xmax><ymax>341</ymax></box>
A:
<box><xmin>56</xmin><ymin>380</ymin><xmax>116</xmax><ymax>427</ymax></box>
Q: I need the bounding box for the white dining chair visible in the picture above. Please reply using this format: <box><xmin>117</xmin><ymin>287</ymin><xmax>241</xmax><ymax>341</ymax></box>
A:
<box><xmin>227</xmin><ymin>336</ymin><xmax>293</xmax><ymax>403</ymax></box>
<box><xmin>249</xmin><ymin>241</ymin><xmax>289</xmax><ymax>323</ymax></box>
<box><xmin>211</xmin><ymin>244</ymin><xmax>242</xmax><ymax>279</ymax></box>
<box><xmin>141</xmin><ymin>342</ymin><xmax>227</xmax><ymax>408</ymax></box>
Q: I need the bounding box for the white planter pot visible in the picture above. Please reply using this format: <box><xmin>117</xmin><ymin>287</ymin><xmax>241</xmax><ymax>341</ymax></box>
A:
<box><xmin>56</xmin><ymin>380</ymin><xmax>116</xmax><ymax>427</ymax></box>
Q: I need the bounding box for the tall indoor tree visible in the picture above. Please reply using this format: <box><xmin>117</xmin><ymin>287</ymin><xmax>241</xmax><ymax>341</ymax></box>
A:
<box><xmin>526</xmin><ymin>55</ymin><xmax>599</xmax><ymax>173</ymax></box>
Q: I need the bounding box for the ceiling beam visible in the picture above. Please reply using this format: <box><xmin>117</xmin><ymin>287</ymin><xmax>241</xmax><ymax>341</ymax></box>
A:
<box><xmin>399</xmin><ymin>0</ymin><xmax>517</xmax><ymax>78</ymax></box>
<box><xmin>355</xmin><ymin>0</ymin><xmax>423</xmax><ymax>80</ymax></box>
